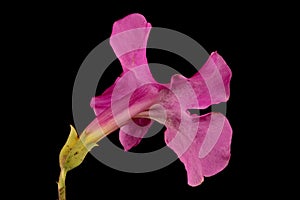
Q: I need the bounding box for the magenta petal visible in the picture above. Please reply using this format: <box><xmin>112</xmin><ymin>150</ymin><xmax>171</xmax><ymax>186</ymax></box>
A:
<box><xmin>110</xmin><ymin>13</ymin><xmax>152</xmax><ymax>72</ymax></box>
<box><xmin>91</xmin><ymin>14</ymin><xmax>154</xmax><ymax>116</ymax></box>
<box><xmin>165</xmin><ymin>112</ymin><xmax>232</xmax><ymax>186</ymax></box>
<box><xmin>119</xmin><ymin>119</ymin><xmax>152</xmax><ymax>151</ymax></box>
<box><xmin>189</xmin><ymin>51</ymin><xmax>232</xmax><ymax>109</ymax></box>
<box><xmin>200</xmin><ymin>114</ymin><xmax>232</xmax><ymax>177</ymax></box>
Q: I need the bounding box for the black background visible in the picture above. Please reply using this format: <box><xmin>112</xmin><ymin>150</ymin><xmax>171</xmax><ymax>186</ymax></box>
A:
<box><xmin>9</xmin><ymin>1</ymin><xmax>293</xmax><ymax>199</ymax></box>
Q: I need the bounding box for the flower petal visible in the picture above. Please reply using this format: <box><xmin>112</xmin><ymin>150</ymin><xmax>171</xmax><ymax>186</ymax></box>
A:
<box><xmin>110</xmin><ymin>13</ymin><xmax>152</xmax><ymax>72</ymax></box>
<box><xmin>199</xmin><ymin>114</ymin><xmax>232</xmax><ymax>177</ymax></box>
<box><xmin>188</xmin><ymin>51</ymin><xmax>232</xmax><ymax>109</ymax></box>
<box><xmin>165</xmin><ymin>52</ymin><xmax>232</xmax><ymax>111</ymax></box>
<box><xmin>91</xmin><ymin>13</ymin><xmax>154</xmax><ymax>116</ymax></box>
<box><xmin>119</xmin><ymin>119</ymin><xmax>152</xmax><ymax>151</ymax></box>
<box><xmin>164</xmin><ymin>112</ymin><xmax>232</xmax><ymax>186</ymax></box>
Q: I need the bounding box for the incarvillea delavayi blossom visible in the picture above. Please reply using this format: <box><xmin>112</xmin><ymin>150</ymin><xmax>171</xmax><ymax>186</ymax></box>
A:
<box><xmin>58</xmin><ymin>13</ymin><xmax>232</xmax><ymax>200</ymax></box>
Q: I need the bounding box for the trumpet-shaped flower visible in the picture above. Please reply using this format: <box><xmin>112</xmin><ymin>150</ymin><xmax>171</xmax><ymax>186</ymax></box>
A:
<box><xmin>58</xmin><ymin>13</ymin><xmax>232</xmax><ymax>200</ymax></box>
<box><xmin>90</xmin><ymin>13</ymin><xmax>232</xmax><ymax>186</ymax></box>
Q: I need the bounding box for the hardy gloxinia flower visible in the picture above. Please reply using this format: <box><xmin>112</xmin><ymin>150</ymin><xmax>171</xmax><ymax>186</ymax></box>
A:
<box><xmin>58</xmin><ymin>13</ymin><xmax>232</xmax><ymax>200</ymax></box>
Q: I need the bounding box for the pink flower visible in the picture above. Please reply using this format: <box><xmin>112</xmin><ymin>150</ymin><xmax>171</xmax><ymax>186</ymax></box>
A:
<box><xmin>90</xmin><ymin>13</ymin><xmax>232</xmax><ymax>186</ymax></box>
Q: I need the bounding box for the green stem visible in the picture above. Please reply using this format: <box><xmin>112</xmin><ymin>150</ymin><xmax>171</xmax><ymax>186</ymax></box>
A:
<box><xmin>58</xmin><ymin>169</ymin><xmax>67</xmax><ymax>200</ymax></box>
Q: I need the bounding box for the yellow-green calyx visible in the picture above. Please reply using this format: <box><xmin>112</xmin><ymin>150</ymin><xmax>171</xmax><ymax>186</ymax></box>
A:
<box><xmin>58</xmin><ymin>125</ymin><xmax>98</xmax><ymax>200</ymax></box>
